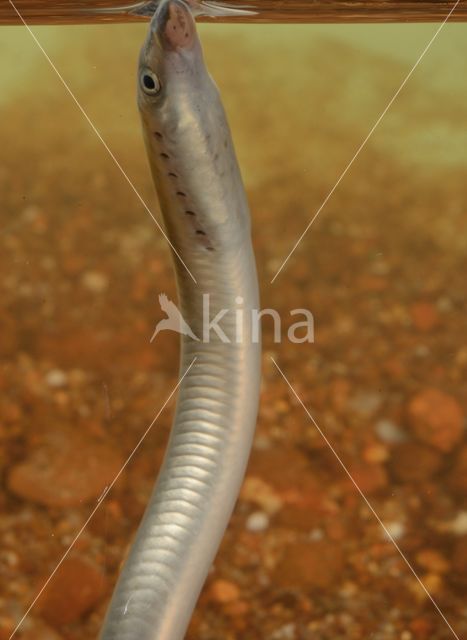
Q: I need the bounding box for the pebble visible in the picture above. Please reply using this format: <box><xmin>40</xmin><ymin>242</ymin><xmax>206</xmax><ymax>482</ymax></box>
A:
<box><xmin>389</xmin><ymin>443</ymin><xmax>442</xmax><ymax>483</ymax></box>
<box><xmin>275</xmin><ymin>504</ymin><xmax>321</xmax><ymax>532</ymax></box>
<box><xmin>245</xmin><ymin>511</ymin><xmax>269</xmax><ymax>532</ymax></box>
<box><xmin>208</xmin><ymin>579</ymin><xmax>240</xmax><ymax>604</ymax></box>
<box><xmin>375</xmin><ymin>418</ymin><xmax>407</xmax><ymax>444</ymax></box>
<box><xmin>309</xmin><ymin>528</ymin><xmax>324</xmax><ymax>541</ymax></box>
<box><xmin>382</xmin><ymin>521</ymin><xmax>405</xmax><ymax>541</ymax></box>
<box><xmin>370</xmin><ymin>258</ymin><xmax>390</xmax><ymax>276</ymax></box>
<box><xmin>443</xmin><ymin>511</ymin><xmax>467</xmax><ymax>535</ymax></box>
<box><xmin>413</xmin><ymin>344</ymin><xmax>430</xmax><ymax>358</ymax></box>
<box><xmin>253</xmin><ymin>434</ymin><xmax>272</xmax><ymax>450</ymax></box>
<box><xmin>273</xmin><ymin>541</ymin><xmax>344</xmax><ymax>590</ymax></box>
<box><xmin>407</xmin><ymin>388</ymin><xmax>464</xmax><ymax>452</ymax></box>
<box><xmin>409</xmin><ymin>617</ymin><xmax>433</xmax><ymax>639</ymax></box>
<box><xmin>349</xmin><ymin>391</ymin><xmax>382</xmax><ymax>417</ymax></box>
<box><xmin>81</xmin><ymin>270</ymin><xmax>109</xmax><ymax>293</ymax></box>
<box><xmin>44</xmin><ymin>369</ymin><xmax>68</xmax><ymax>388</ymax></box>
<box><xmin>409</xmin><ymin>302</ymin><xmax>439</xmax><ymax>332</ymax></box>
<box><xmin>240</xmin><ymin>476</ymin><xmax>283</xmax><ymax>515</ymax></box>
<box><xmin>222</xmin><ymin>599</ymin><xmax>250</xmax><ymax>628</ymax></box>
<box><xmin>248</xmin><ymin>447</ymin><xmax>310</xmax><ymax>491</ymax></box>
<box><xmin>22</xmin><ymin>203</ymin><xmax>43</xmax><ymax>223</ymax></box>
<box><xmin>363</xmin><ymin>443</ymin><xmax>389</xmax><ymax>463</ymax></box>
<box><xmin>8</xmin><ymin>431</ymin><xmax>123</xmax><ymax>507</ymax></box>
<box><xmin>37</xmin><ymin>556</ymin><xmax>108</xmax><ymax>626</ymax></box>
<box><xmin>339</xmin><ymin>581</ymin><xmax>358</xmax><ymax>598</ymax></box>
<box><xmin>436</xmin><ymin>296</ymin><xmax>453</xmax><ymax>312</ymax></box>
<box><xmin>415</xmin><ymin>549</ymin><xmax>449</xmax><ymax>574</ymax></box>
<box><xmin>409</xmin><ymin>573</ymin><xmax>443</xmax><ymax>601</ymax></box>
<box><xmin>271</xmin><ymin>623</ymin><xmax>296</xmax><ymax>639</ymax></box>
<box><xmin>347</xmin><ymin>462</ymin><xmax>388</xmax><ymax>494</ymax></box>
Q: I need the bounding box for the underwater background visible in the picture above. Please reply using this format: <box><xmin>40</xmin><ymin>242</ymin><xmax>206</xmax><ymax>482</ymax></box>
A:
<box><xmin>1</xmin><ymin>19</ymin><xmax>467</xmax><ymax>640</ymax></box>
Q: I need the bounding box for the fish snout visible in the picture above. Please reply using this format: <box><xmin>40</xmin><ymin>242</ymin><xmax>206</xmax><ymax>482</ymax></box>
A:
<box><xmin>154</xmin><ymin>0</ymin><xmax>196</xmax><ymax>51</ymax></box>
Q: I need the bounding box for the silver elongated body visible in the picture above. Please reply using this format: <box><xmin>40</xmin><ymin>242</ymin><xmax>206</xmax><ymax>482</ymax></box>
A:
<box><xmin>99</xmin><ymin>2</ymin><xmax>261</xmax><ymax>638</ymax></box>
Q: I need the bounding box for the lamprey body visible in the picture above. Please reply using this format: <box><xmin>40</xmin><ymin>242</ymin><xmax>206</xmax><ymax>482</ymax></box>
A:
<box><xmin>98</xmin><ymin>2</ymin><xmax>261</xmax><ymax>638</ymax></box>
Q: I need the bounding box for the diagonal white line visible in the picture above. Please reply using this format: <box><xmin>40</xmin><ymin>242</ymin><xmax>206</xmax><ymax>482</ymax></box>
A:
<box><xmin>271</xmin><ymin>356</ymin><xmax>461</xmax><ymax>640</ymax></box>
<box><xmin>8</xmin><ymin>0</ymin><xmax>197</xmax><ymax>284</ymax></box>
<box><xmin>8</xmin><ymin>357</ymin><xmax>197</xmax><ymax>640</ymax></box>
<box><xmin>271</xmin><ymin>0</ymin><xmax>462</xmax><ymax>284</ymax></box>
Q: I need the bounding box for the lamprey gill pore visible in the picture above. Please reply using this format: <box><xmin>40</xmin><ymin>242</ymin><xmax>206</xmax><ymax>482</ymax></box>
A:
<box><xmin>98</xmin><ymin>1</ymin><xmax>261</xmax><ymax>638</ymax></box>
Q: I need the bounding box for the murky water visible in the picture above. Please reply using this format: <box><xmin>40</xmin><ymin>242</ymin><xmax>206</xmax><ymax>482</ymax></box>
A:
<box><xmin>1</xmin><ymin>16</ymin><xmax>466</xmax><ymax>640</ymax></box>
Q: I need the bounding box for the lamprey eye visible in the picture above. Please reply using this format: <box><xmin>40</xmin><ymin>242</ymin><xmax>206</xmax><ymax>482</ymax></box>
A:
<box><xmin>140</xmin><ymin>70</ymin><xmax>161</xmax><ymax>95</ymax></box>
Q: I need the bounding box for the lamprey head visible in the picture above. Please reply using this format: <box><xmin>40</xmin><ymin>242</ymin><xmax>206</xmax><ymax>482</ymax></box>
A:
<box><xmin>137</xmin><ymin>0</ymin><xmax>206</xmax><ymax>117</ymax></box>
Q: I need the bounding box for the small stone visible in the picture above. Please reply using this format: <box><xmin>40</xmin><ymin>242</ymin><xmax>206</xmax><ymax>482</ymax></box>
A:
<box><xmin>436</xmin><ymin>296</ymin><xmax>453</xmax><ymax>313</ymax></box>
<box><xmin>271</xmin><ymin>623</ymin><xmax>296</xmax><ymax>639</ymax></box>
<box><xmin>273</xmin><ymin>541</ymin><xmax>343</xmax><ymax>590</ymax></box>
<box><xmin>443</xmin><ymin>512</ymin><xmax>467</xmax><ymax>535</ymax></box>
<box><xmin>349</xmin><ymin>391</ymin><xmax>382</xmax><ymax>417</ymax></box>
<box><xmin>339</xmin><ymin>581</ymin><xmax>358</xmax><ymax>598</ymax></box>
<box><xmin>370</xmin><ymin>258</ymin><xmax>390</xmax><ymax>276</ymax></box>
<box><xmin>240</xmin><ymin>476</ymin><xmax>283</xmax><ymax>515</ymax></box>
<box><xmin>375</xmin><ymin>419</ymin><xmax>407</xmax><ymax>444</ymax></box>
<box><xmin>208</xmin><ymin>579</ymin><xmax>240</xmax><ymax>604</ymax></box>
<box><xmin>409</xmin><ymin>302</ymin><xmax>439</xmax><ymax>332</ymax></box>
<box><xmin>8</xmin><ymin>431</ymin><xmax>123</xmax><ymax>507</ymax></box>
<box><xmin>22</xmin><ymin>203</ymin><xmax>42</xmax><ymax>222</ymax></box>
<box><xmin>382</xmin><ymin>521</ymin><xmax>405</xmax><ymax>541</ymax></box>
<box><xmin>409</xmin><ymin>573</ymin><xmax>443</xmax><ymax>601</ymax></box>
<box><xmin>346</xmin><ymin>462</ymin><xmax>388</xmax><ymax>494</ymax></box>
<box><xmin>223</xmin><ymin>600</ymin><xmax>250</xmax><ymax>619</ymax></box>
<box><xmin>413</xmin><ymin>345</ymin><xmax>430</xmax><ymax>358</ymax></box>
<box><xmin>415</xmin><ymin>549</ymin><xmax>449</xmax><ymax>574</ymax></box>
<box><xmin>245</xmin><ymin>511</ymin><xmax>269</xmax><ymax>532</ymax></box>
<box><xmin>2</xmin><ymin>550</ymin><xmax>19</xmax><ymax>568</ymax></box>
<box><xmin>409</xmin><ymin>617</ymin><xmax>433</xmax><ymax>639</ymax></box>
<box><xmin>45</xmin><ymin>369</ymin><xmax>68</xmax><ymax>388</ymax></box>
<box><xmin>363</xmin><ymin>443</ymin><xmax>389</xmax><ymax>463</ymax></box>
<box><xmin>407</xmin><ymin>388</ymin><xmax>464</xmax><ymax>452</ymax></box>
<box><xmin>248</xmin><ymin>446</ymin><xmax>310</xmax><ymax>491</ymax></box>
<box><xmin>253</xmin><ymin>434</ymin><xmax>272</xmax><ymax>450</ymax></box>
<box><xmin>37</xmin><ymin>556</ymin><xmax>108</xmax><ymax>625</ymax></box>
<box><xmin>275</xmin><ymin>504</ymin><xmax>321</xmax><ymax>532</ymax></box>
<box><xmin>390</xmin><ymin>443</ymin><xmax>443</xmax><ymax>483</ymax></box>
<box><xmin>309</xmin><ymin>528</ymin><xmax>324</xmax><ymax>541</ymax></box>
<box><xmin>81</xmin><ymin>270</ymin><xmax>109</xmax><ymax>293</ymax></box>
